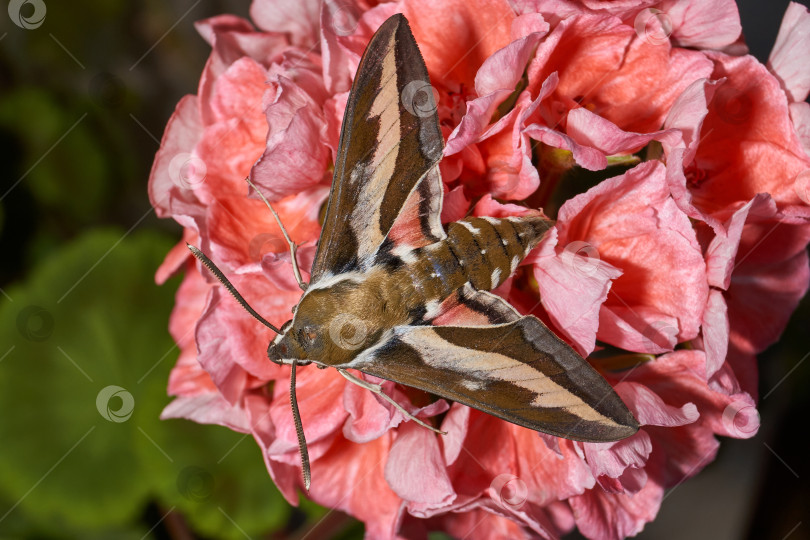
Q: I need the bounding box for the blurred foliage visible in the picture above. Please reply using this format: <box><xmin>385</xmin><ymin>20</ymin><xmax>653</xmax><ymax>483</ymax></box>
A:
<box><xmin>0</xmin><ymin>230</ymin><xmax>288</xmax><ymax>538</ymax></box>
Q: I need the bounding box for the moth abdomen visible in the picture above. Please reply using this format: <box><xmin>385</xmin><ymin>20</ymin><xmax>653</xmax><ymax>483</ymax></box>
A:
<box><xmin>445</xmin><ymin>216</ymin><xmax>553</xmax><ymax>291</ymax></box>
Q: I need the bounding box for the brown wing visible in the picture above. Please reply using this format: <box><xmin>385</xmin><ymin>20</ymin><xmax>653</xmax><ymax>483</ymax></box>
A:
<box><xmin>342</xmin><ymin>317</ymin><xmax>638</xmax><ymax>442</ymax></box>
<box><xmin>310</xmin><ymin>14</ymin><xmax>444</xmax><ymax>282</ymax></box>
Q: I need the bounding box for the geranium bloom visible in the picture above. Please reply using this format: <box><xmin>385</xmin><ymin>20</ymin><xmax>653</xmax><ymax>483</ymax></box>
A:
<box><xmin>149</xmin><ymin>1</ymin><xmax>810</xmax><ymax>538</ymax></box>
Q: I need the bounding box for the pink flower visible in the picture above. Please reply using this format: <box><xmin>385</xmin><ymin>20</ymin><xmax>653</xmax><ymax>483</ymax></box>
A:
<box><xmin>149</xmin><ymin>1</ymin><xmax>809</xmax><ymax>538</ymax></box>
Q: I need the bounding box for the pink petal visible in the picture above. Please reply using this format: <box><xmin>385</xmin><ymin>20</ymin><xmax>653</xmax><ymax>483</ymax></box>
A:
<box><xmin>385</xmin><ymin>423</ymin><xmax>455</xmax><ymax>510</ymax></box>
<box><xmin>558</xmin><ymin>161</ymin><xmax>708</xmax><ymax>352</ymax></box>
<box><xmin>206</xmin><ymin>189</ymin><xmax>322</xmax><ymax>272</ymax></box>
<box><xmin>478</xmin><ymin>113</ymin><xmax>542</xmax><ymax>200</ymax></box>
<box><xmin>161</xmin><ymin>392</ymin><xmax>251</xmax><ymax>433</ymax></box>
<box><xmin>403</xmin><ymin>0</ymin><xmax>516</xmax><ymax>90</ymax></box>
<box><xmin>620</xmin><ymin>350</ymin><xmax>759</xmax><ymax>440</ymax></box>
<box><xmin>445</xmin><ymin>89</ymin><xmax>515</xmax><ymax>156</ymax></box>
<box><xmin>440</xmin><ymin>403</ymin><xmax>470</xmax><ymax>466</ymax></box>
<box><xmin>768</xmin><ymin>2</ymin><xmax>810</xmax><ymax>103</ymax></box>
<box><xmin>615</xmin><ymin>382</ymin><xmax>699</xmax><ymax>428</ymax></box>
<box><xmin>472</xmin><ymin>193</ymin><xmax>544</xmax><ymax>219</ymax></box>
<box><xmin>440</xmin><ymin>507</ymin><xmax>539</xmax><ymax>540</ymax></box>
<box><xmin>194</xmin><ymin>288</ymin><xmax>258</xmax><ymax>402</ymax></box>
<box><xmin>659</xmin><ymin>0</ymin><xmax>742</xmax><ymax>49</ymax></box>
<box><xmin>511</xmin><ymin>422</ymin><xmax>597</xmax><ymax>504</ymax></box>
<box><xmin>582</xmin><ymin>432</ymin><xmax>653</xmax><ymax>482</ymax></box>
<box><xmin>790</xmin><ymin>101</ymin><xmax>810</xmax><ymax>157</ymax></box>
<box><xmin>700</xmin><ymin>289</ymin><xmax>730</xmax><ymax>379</ymax></box>
<box><xmin>310</xmin><ymin>434</ymin><xmax>403</xmax><ymax>539</ymax></box>
<box><xmin>444</xmin><ymin>32</ymin><xmax>546</xmax><ymax>156</ymax></box>
<box><xmin>249</xmin><ymin>0</ymin><xmax>320</xmax><ymax>45</ymax></box>
<box><xmin>526</xmin><ymin>13</ymin><xmax>713</xmax><ymax>134</ymax></box>
<box><xmin>341</xmin><ymin>378</ymin><xmax>395</xmax><ymax>444</ymax></box>
<box><xmin>261</xmin><ymin>243</ymin><xmax>316</xmax><ymax>291</ymax></box>
<box><xmin>195</xmin><ymin>14</ymin><xmax>255</xmax><ymax>45</ymax></box>
<box><xmin>705</xmin><ymin>194</ymin><xmax>774</xmax><ymax>289</ymax></box>
<box><xmin>565</xmin><ymin>107</ymin><xmax>680</xmax><ymax>161</ymax></box>
<box><xmin>532</xmin><ymin>228</ymin><xmax>622</xmax><ymax>354</ymax></box>
<box><xmin>148</xmin><ymin>95</ymin><xmax>205</xmax><ymax>219</ymax></box>
<box><xmin>195</xmin><ymin>273</ymin><xmax>298</xmax><ymax>389</ymax></box>
<box><xmin>662</xmin><ymin>78</ymin><xmax>719</xmax><ymax>162</ymax></box>
<box><xmin>155</xmin><ymin>230</ymin><xmax>196</xmax><ymax>285</ymax></box>
<box><xmin>341</xmin><ymin>373</ymin><xmax>448</xmax><ymax>445</ymax></box>
<box><xmin>319</xmin><ymin>2</ymin><xmax>366</xmax><ymax>94</ymax></box>
<box><xmin>194</xmin><ymin>60</ymin><xmax>272</xmax><ymax>202</ymax></box>
<box><xmin>266</xmin><ymin>367</ymin><xmax>348</xmax><ymax>462</ymax></box>
<box><xmin>692</xmin><ymin>52</ymin><xmax>810</xmax><ymax>217</ymax></box>
<box><xmin>476</xmin><ymin>30</ymin><xmax>545</xmax><ymax>98</ymax></box>
<box><xmin>727</xmin><ymin>219</ymin><xmax>810</xmax><ymax>355</ymax></box>
<box><xmin>440</xmin><ymin>185</ymin><xmax>472</xmax><ymax>224</ymax></box>
<box><xmin>195</xmin><ymin>16</ymin><xmax>288</xmax><ymax>125</ymax></box>
<box><xmin>244</xmin><ymin>393</ymin><xmax>300</xmax><ymax>504</ymax></box>
<box><xmin>570</xmin><ymin>478</ymin><xmax>664</xmax><ymax>540</ymax></box>
<box><xmin>523</xmin><ymin>122</ymin><xmax>608</xmax><ymax>171</ymax></box>
<box><xmin>250</xmin><ymin>77</ymin><xmax>332</xmax><ymax>201</ymax></box>
<box><xmin>167</xmin><ymin>345</ymin><xmax>217</xmax><ymax>397</ymax></box>
<box><xmin>165</xmin><ymin>268</ymin><xmax>216</xmax><ymax>395</ymax></box>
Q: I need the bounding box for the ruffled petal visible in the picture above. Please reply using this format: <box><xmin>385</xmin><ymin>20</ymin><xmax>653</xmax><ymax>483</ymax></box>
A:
<box><xmin>768</xmin><ymin>2</ymin><xmax>810</xmax><ymax>102</ymax></box>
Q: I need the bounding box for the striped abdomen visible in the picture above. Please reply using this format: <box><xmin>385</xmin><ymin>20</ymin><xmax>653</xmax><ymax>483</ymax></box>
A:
<box><xmin>396</xmin><ymin>215</ymin><xmax>553</xmax><ymax>318</ymax></box>
<box><xmin>445</xmin><ymin>216</ymin><xmax>552</xmax><ymax>291</ymax></box>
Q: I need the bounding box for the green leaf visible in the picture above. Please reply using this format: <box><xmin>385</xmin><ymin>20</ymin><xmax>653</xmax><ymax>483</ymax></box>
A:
<box><xmin>0</xmin><ymin>229</ymin><xmax>290</xmax><ymax>537</ymax></box>
<box><xmin>0</xmin><ymin>229</ymin><xmax>174</xmax><ymax>532</ymax></box>
<box><xmin>139</xmin><ymin>403</ymin><xmax>290</xmax><ymax>539</ymax></box>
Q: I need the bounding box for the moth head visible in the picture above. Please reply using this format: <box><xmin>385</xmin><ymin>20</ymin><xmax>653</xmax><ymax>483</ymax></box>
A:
<box><xmin>267</xmin><ymin>279</ymin><xmax>385</xmax><ymax>366</ymax></box>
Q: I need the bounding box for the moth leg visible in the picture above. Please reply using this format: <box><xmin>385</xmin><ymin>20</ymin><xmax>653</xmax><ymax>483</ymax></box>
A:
<box><xmin>245</xmin><ymin>176</ymin><xmax>308</xmax><ymax>291</ymax></box>
<box><xmin>337</xmin><ymin>368</ymin><xmax>446</xmax><ymax>435</ymax></box>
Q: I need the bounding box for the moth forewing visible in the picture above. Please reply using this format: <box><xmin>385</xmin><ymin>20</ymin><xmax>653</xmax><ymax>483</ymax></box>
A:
<box><xmin>310</xmin><ymin>13</ymin><xmax>443</xmax><ymax>282</ymax></box>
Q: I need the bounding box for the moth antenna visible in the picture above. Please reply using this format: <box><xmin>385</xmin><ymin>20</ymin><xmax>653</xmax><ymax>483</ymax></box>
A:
<box><xmin>186</xmin><ymin>244</ymin><xmax>281</xmax><ymax>334</ymax></box>
<box><xmin>245</xmin><ymin>176</ymin><xmax>308</xmax><ymax>292</ymax></box>
<box><xmin>290</xmin><ymin>359</ymin><xmax>311</xmax><ymax>490</ymax></box>
<box><xmin>337</xmin><ymin>369</ymin><xmax>446</xmax><ymax>435</ymax></box>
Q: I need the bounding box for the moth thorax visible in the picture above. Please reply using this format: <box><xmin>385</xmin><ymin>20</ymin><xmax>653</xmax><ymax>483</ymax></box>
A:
<box><xmin>446</xmin><ymin>216</ymin><xmax>553</xmax><ymax>292</ymax></box>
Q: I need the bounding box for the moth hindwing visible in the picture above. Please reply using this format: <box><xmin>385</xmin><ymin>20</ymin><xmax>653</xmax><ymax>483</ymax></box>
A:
<box><xmin>192</xmin><ymin>13</ymin><xmax>638</xmax><ymax>490</ymax></box>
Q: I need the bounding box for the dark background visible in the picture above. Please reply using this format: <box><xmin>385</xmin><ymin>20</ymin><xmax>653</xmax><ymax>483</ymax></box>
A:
<box><xmin>1</xmin><ymin>1</ymin><xmax>808</xmax><ymax>539</ymax></box>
